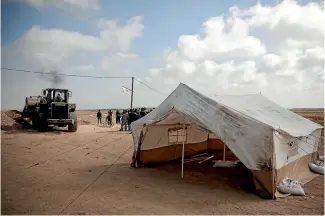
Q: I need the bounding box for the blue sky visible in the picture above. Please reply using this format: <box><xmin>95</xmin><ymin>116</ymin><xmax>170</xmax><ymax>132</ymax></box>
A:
<box><xmin>1</xmin><ymin>0</ymin><xmax>324</xmax><ymax>110</ymax></box>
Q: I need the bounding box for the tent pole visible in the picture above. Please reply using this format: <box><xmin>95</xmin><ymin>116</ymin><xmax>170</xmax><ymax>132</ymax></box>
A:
<box><xmin>130</xmin><ymin>77</ymin><xmax>134</xmax><ymax>110</ymax></box>
<box><xmin>206</xmin><ymin>134</ymin><xmax>209</xmax><ymax>153</ymax></box>
<box><xmin>223</xmin><ymin>142</ymin><xmax>226</xmax><ymax>161</ymax></box>
<box><xmin>181</xmin><ymin>121</ymin><xmax>185</xmax><ymax>178</ymax></box>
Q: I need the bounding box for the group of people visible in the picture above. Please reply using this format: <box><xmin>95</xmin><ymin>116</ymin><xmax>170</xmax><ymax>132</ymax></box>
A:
<box><xmin>96</xmin><ymin>108</ymin><xmax>154</xmax><ymax>130</ymax></box>
<box><xmin>96</xmin><ymin>110</ymin><xmax>113</xmax><ymax>126</ymax></box>
<box><xmin>118</xmin><ymin>108</ymin><xmax>152</xmax><ymax>131</ymax></box>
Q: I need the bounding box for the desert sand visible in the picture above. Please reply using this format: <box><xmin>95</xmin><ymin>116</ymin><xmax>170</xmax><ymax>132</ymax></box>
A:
<box><xmin>1</xmin><ymin>110</ymin><xmax>324</xmax><ymax>215</ymax></box>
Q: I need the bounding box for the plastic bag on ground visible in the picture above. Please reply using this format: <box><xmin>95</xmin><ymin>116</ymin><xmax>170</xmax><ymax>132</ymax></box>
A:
<box><xmin>309</xmin><ymin>162</ymin><xmax>324</xmax><ymax>175</ymax></box>
<box><xmin>277</xmin><ymin>177</ymin><xmax>305</xmax><ymax>196</ymax></box>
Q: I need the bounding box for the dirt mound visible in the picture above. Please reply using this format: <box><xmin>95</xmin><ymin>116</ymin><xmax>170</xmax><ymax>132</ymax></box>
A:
<box><xmin>1</xmin><ymin>111</ymin><xmax>15</xmax><ymax>126</ymax></box>
<box><xmin>1</xmin><ymin>110</ymin><xmax>92</xmax><ymax>131</ymax></box>
<box><xmin>1</xmin><ymin>110</ymin><xmax>28</xmax><ymax>131</ymax></box>
<box><xmin>5</xmin><ymin>110</ymin><xmax>22</xmax><ymax>119</ymax></box>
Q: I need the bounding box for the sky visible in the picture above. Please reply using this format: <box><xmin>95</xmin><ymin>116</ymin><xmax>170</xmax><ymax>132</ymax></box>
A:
<box><xmin>1</xmin><ymin>0</ymin><xmax>324</xmax><ymax>110</ymax></box>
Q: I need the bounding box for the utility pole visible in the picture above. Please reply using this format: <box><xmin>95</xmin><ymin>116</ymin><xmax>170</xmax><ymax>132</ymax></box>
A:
<box><xmin>131</xmin><ymin>77</ymin><xmax>134</xmax><ymax>110</ymax></box>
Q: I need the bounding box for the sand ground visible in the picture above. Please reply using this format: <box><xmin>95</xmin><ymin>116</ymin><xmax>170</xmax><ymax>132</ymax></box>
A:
<box><xmin>1</xmin><ymin>110</ymin><xmax>324</xmax><ymax>215</ymax></box>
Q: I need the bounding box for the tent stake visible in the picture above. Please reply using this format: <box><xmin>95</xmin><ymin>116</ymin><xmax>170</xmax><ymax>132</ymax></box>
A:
<box><xmin>181</xmin><ymin>122</ymin><xmax>185</xmax><ymax>178</ymax></box>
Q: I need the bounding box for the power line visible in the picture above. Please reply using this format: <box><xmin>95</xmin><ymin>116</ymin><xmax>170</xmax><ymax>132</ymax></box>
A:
<box><xmin>1</xmin><ymin>67</ymin><xmax>168</xmax><ymax>96</ymax></box>
<box><xmin>134</xmin><ymin>77</ymin><xmax>167</xmax><ymax>96</ymax></box>
<box><xmin>1</xmin><ymin>67</ymin><xmax>131</xmax><ymax>79</ymax></box>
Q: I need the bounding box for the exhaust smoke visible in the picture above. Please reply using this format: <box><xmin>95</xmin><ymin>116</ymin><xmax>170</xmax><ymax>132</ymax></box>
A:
<box><xmin>39</xmin><ymin>68</ymin><xmax>65</xmax><ymax>88</ymax></box>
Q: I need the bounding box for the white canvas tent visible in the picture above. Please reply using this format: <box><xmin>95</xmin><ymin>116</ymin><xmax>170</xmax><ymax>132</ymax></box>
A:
<box><xmin>131</xmin><ymin>83</ymin><xmax>323</xmax><ymax>198</ymax></box>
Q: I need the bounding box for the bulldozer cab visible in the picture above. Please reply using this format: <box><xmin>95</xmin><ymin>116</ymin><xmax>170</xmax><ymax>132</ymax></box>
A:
<box><xmin>42</xmin><ymin>88</ymin><xmax>71</xmax><ymax>103</ymax></box>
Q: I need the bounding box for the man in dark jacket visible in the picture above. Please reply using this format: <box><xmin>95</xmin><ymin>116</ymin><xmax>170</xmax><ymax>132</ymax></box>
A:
<box><xmin>140</xmin><ymin>108</ymin><xmax>146</xmax><ymax>118</ymax></box>
<box><xmin>116</xmin><ymin>110</ymin><xmax>120</xmax><ymax>124</ymax></box>
<box><xmin>106</xmin><ymin>110</ymin><xmax>112</xmax><ymax>127</ymax></box>
<box><xmin>97</xmin><ymin>110</ymin><xmax>102</xmax><ymax>124</ymax></box>
<box><xmin>128</xmin><ymin>110</ymin><xmax>139</xmax><ymax>131</ymax></box>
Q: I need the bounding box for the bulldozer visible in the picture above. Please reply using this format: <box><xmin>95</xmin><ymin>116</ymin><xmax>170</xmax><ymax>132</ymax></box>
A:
<box><xmin>22</xmin><ymin>88</ymin><xmax>78</xmax><ymax>132</ymax></box>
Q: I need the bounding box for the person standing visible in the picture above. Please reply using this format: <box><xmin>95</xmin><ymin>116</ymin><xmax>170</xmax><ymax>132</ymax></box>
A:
<box><xmin>121</xmin><ymin>110</ymin><xmax>129</xmax><ymax>131</ymax></box>
<box><xmin>106</xmin><ymin>110</ymin><xmax>112</xmax><ymax>127</ymax></box>
<box><xmin>97</xmin><ymin>110</ymin><xmax>102</xmax><ymax>124</ymax></box>
<box><xmin>128</xmin><ymin>110</ymin><xmax>139</xmax><ymax>131</ymax></box>
<box><xmin>128</xmin><ymin>110</ymin><xmax>133</xmax><ymax>131</ymax></box>
<box><xmin>140</xmin><ymin>108</ymin><xmax>146</xmax><ymax>118</ymax></box>
<box><xmin>116</xmin><ymin>110</ymin><xmax>120</xmax><ymax>124</ymax></box>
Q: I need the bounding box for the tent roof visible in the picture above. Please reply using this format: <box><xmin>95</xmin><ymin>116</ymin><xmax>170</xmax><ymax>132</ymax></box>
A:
<box><xmin>133</xmin><ymin>83</ymin><xmax>323</xmax><ymax>137</ymax></box>
<box><xmin>209</xmin><ymin>93</ymin><xmax>323</xmax><ymax>137</ymax></box>
<box><xmin>131</xmin><ymin>83</ymin><xmax>323</xmax><ymax>170</ymax></box>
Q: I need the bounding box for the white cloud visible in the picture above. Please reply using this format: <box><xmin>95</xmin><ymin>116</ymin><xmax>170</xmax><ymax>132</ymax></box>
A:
<box><xmin>97</xmin><ymin>16</ymin><xmax>143</xmax><ymax>52</ymax></box>
<box><xmin>70</xmin><ymin>64</ymin><xmax>96</xmax><ymax>73</ymax></box>
<box><xmin>145</xmin><ymin>0</ymin><xmax>324</xmax><ymax>108</ymax></box>
<box><xmin>2</xmin><ymin>16</ymin><xmax>143</xmax><ymax>68</ymax></box>
<box><xmin>144</xmin><ymin>77</ymin><xmax>152</xmax><ymax>83</ymax></box>
<box><xmin>197</xmin><ymin>60</ymin><xmax>218</xmax><ymax>76</ymax></box>
<box><xmin>2</xmin><ymin>0</ymin><xmax>324</xmax><ymax>109</ymax></box>
<box><xmin>175</xmin><ymin>17</ymin><xmax>266</xmax><ymax>62</ymax></box>
<box><xmin>115</xmin><ymin>52</ymin><xmax>137</xmax><ymax>59</ymax></box>
<box><xmin>101</xmin><ymin>52</ymin><xmax>138</xmax><ymax>70</ymax></box>
<box><xmin>164</xmin><ymin>77</ymin><xmax>178</xmax><ymax>85</ymax></box>
<box><xmin>148</xmin><ymin>68</ymin><xmax>162</xmax><ymax>77</ymax></box>
<box><xmin>178</xmin><ymin>60</ymin><xmax>196</xmax><ymax>74</ymax></box>
<box><xmin>22</xmin><ymin>0</ymin><xmax>100</xmax><ymax>10</ymax></box>
<box><xmin>262</xmin><ymin>54</ymin><xmax>282</xmax><ymax>67</ymax></box>
<box><xmin>1</xmin><ymin>14</ymin><xmax>145</xmax><ymax>110</ymax></box>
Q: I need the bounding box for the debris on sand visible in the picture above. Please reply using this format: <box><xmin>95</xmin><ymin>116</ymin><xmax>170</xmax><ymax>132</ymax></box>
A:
<box><xmin>1</xmin><ymin>110</ymin><xmax>33</xmax><ymax>132</ymax></box>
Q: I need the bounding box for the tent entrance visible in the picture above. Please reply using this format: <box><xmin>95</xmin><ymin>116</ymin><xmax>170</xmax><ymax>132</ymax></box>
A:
<box><xmin>137</xmin><ymin>110</ymin><xmax>241</xmax><ymax>170</ymax></box>
<box><xmin>137</xmin><ymin>121</ymin><xmax>273</xmax><ymax>198</ymax></box>
<box><xmin>139</xmin><ymin>123</ymin><xmax>241</xmax><ymax>173</ymax></box>
<box><xmin>139</xmin><ymin>129</ymin><xmax>256</xmax><ymax>193</ymax></box>
<box><xmin>135</xmin><ymin>110</ymin><xmax>271</xmax><ymax>197</ymax></box>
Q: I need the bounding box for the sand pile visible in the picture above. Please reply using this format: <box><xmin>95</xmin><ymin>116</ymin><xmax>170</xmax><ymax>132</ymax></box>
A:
<box><xmin>1</xmin><ymin>111</ymin><xmax>24</xmax><ymax>131</ymax></box>
<box><xmin>1</xmin><ymin>110</ymin><xmax>92</xmax><ymax>130</ymax></box>
<box><xmin>1</xmin><ymin>111</ymin><xmax>15</xmax><ymax>126</ymax></box>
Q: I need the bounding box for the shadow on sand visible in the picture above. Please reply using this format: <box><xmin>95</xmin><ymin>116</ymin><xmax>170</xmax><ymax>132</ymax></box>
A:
<box><xmin>76</xmin><ymin>159</ymin><xmax>261</xmax><ymax>202</ymax></box>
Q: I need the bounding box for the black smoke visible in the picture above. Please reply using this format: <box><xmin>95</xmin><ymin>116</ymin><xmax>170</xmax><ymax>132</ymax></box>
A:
<box><xmin>38</xmin><ymin>68</ymin><xmax>65</xmax><ymax>88</ymax></box>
